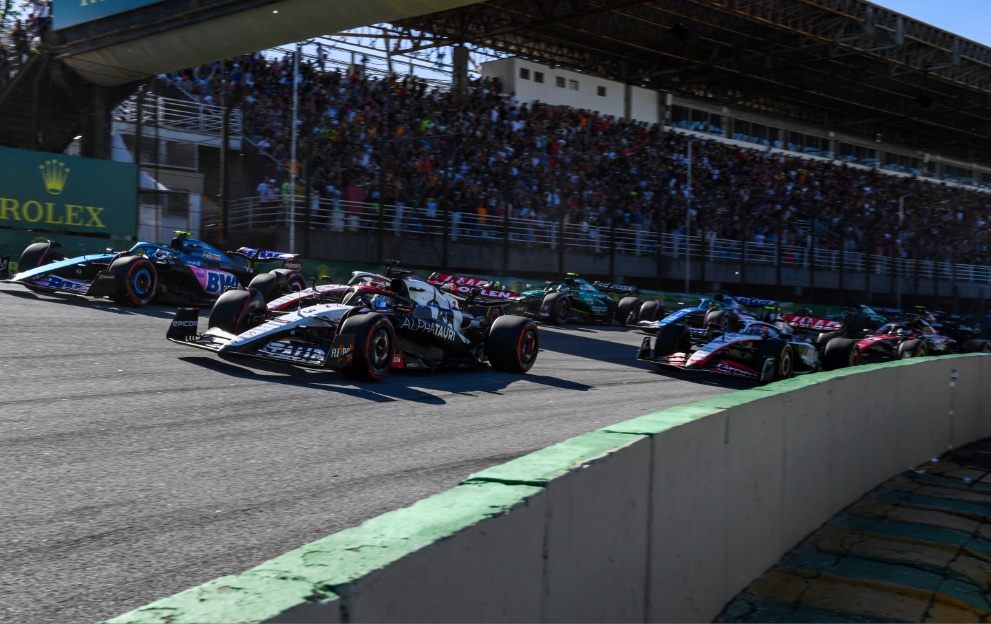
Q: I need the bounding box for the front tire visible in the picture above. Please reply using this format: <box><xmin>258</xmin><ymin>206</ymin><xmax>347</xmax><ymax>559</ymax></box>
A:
<box><xmin>637</xmin><ymin>300</ymin><xmax>663</xmax><ymax>323</ymax></box>
<box><xmin>758</xmin><ymin>340</ymin><xmax>793</xmax><ymax>384</ymax></box>
<box><xmin>487</xmin><ymin>315</ymin><xmax>539</xmax><ymax>373</ymax></box>
<box><xmin>542</xmin><ymin>292</ymin><xmax>570</xmax><ymax>325</ymax></box>
<box><xmin>897</xmin><ymin>339</ymin><xmax>926</xmax><ymax>359</ymax></box>
<box><xmin>654</xmin><ymin>322</ymin><xmax>691</xmax><ymax>356</ymax></box>
<box><xmin>208</xmin><ymin>288</ymin><xmax>267</xmax><ymax>334</ymax></box>
<box><xmin>337</xmin><ymin>312</ymin><xmax>395</xmax><ymax>381</ymax></box>
<box><xmin>110</xmin><ymin>256</ymin><xmax>158</xmax><ymax>306</ymax></box>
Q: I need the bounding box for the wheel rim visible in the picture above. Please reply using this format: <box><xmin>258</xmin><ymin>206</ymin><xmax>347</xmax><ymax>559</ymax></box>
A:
<box><xmin>780</xmin><ymin>348</ymin><xmax>793</xmax><ymax>378</ymax></box>
<box><xmin>518</xmin><ymin>327</ymin><xmax>538</xmax><ymax>368</ymax></box>
<box><xmin>557</xmin><ymin>298</ymin><xmax>570</xmax><ymax>322</ymax></box>
<box><xmin>368</xmin><ymin>326</ymin><xmax>392</xmax><ymax>374</ymax></box>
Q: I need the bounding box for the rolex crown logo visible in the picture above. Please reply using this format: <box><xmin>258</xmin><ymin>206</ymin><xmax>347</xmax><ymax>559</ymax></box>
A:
<box><xmin>40</xmin><ymin>159</ymin><xmax>70</xmax><ymax>195</ymax></box>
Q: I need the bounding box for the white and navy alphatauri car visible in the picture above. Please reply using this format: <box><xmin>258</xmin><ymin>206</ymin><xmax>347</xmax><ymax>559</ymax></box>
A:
<box><xmin>166</xmin><ymin>270</ymin><xmax>539</xmax><ymax>381</ymax></box>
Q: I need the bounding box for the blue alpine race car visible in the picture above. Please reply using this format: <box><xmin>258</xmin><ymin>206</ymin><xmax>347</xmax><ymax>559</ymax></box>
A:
<box><xmin>3</xmin><ymin>231</ymin><xmax>305</xmax><ymax>306</ymax></box>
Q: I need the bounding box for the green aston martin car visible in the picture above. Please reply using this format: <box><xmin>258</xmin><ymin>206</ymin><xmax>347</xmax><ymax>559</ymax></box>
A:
<box><xmin>502</xmin><ymin>273</ymin><xmax>640</xmax><ymax>325</ymax></box>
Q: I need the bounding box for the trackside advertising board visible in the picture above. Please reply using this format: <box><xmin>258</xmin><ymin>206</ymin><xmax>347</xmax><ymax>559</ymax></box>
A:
<box><xmin>0</xmin><ymin>146</ymin><xmax>136</xmax><ymax>237</ymax></box>
<box><xmin>53</xmin><ymin>0</ymin><xmax>166</xmax><ymax>30</ymax></box>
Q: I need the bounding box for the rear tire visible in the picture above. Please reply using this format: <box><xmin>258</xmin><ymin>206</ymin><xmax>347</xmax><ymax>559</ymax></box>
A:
<box><xmin>338</xmin><ymin>312</ymin><xmax>395</xmax><ymax>381</ymax></box>
<box><xmin>487</xmin><ymin>315</ymin><xmax>539</xmax><ymax>373</ymax></box>
<box><xmin>961</xmin><ymin>339</ymin><xmax>991</xmax><ymax>353</ymax></box>
<box><xmin>822</xmin><ymin>337</ymin><xmax>860</xmax><ymax>370</ymax></box>
<box><xmin>616</xmin><ymin>297</ymin><xmax>643</xmax><ymax>325</ymax></box>
<box><xmin>248</xmin><ymin>271</ymin><xmax>288</xmax><ymax>301</ymax></box>
<box><xmin>18</xmin><ymin>241</ymin><xmax>65</xmax><ymax>270</ymax></box>
<box><xmin>543</xmin><ymin>292</ymin><xmax>570</xmax><ymax>325</ymax></box>
<box><xmin>110</xmin><ymin>256</ymin><xmax>158</xmax><ymax>306</ymax></box>
<box><xmin>208</xmin><ymin>288</ymin><xmax>267</xmax><ymax>334</ymax></box>
<box><xmin>704</xmin><ymin>309</ymin><xmax>734</xmax><ymax>340</ymax></box>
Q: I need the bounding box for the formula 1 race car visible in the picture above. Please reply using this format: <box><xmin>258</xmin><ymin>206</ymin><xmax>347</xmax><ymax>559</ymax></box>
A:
<box><xmin>853</xmin><ymin>309</ymin><xmax>990</xmax><ymax>363</ymax></box>
<box><xmin>166</xmin><ymin>267</ymin><xmax>539</xmax><ymax>381</ymax></box>
<box><xmin>4</xmin><ymin>232</ymin><xmax>306</xmax><ymax>306</ymax></box>
<box><xmin>636</xmin><ymin>311</ymin><xmax>860</xmax><ymax>384</ymax></box>
<box><xmin>428</xmin><ymin>271</ymin><xmax>642</xmax><ymax>326</ymax></box>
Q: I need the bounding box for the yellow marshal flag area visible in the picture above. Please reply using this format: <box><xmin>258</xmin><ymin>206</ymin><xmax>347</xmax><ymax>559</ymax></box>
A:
<box><xmin>0</xmin><ymin>146</ymin><xmax>135</xmax><ymax>237</ymax></box>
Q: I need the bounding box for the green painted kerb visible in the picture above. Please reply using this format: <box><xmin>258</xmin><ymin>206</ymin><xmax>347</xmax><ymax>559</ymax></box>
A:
<box><xmin>105</xmin><ymin>481</ymin><xmax>541</xmax><ymax>624</ymax></box>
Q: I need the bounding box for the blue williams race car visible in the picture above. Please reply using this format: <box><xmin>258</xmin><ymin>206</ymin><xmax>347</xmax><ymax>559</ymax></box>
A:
<box><xmin>3</xmin><ymin>231</ymin><xmax>306</xmax><ymax>306</ymax></box>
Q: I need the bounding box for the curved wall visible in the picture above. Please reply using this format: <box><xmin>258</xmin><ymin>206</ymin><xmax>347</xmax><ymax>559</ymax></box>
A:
<box><xmin>106</xmin><ymin>355</ymin><xmax>991</xmax><ymax>623</ymax></box>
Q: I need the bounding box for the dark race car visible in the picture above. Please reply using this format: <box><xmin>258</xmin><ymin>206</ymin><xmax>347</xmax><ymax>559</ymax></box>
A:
<box><xmin>854</xmin><ymin>309</ymin><xmax>990</xmax><ymax>363</ymax></box>
<box><xmin>4</xmin><ymin>231</ymin><xmax>305</xmax><ymax>306</ymax></box>
<box><xmin>166</xmin><ymin>268</ymin><xmax>539</xmax><ymax>381</ymax></box>
<box><xmin>636</xmin><ymin>311</ymin><xmax>859</xmax><ymax>384</ymax></box>
<box><xmin>428</xmin><ymin>270</ymin><xmax>653</xmax><ymax>327</ymax></box>
<box><xmin>503</xmin><ymin>273</ymin><xmax>639</xmax><ymax>326</ymax></box>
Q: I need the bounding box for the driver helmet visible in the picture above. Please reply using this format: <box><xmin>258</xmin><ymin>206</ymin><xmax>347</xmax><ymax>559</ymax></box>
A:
<box><xmin>371</xmin><ymin>294</ymin><xmax>389</xmax><ymax>309</ymax></box>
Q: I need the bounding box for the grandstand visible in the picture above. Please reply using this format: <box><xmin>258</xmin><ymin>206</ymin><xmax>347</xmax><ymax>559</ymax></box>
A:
<box><xmin>2</xmin><ymin>0</ymin><xmax>991</xmax><ymax>313</ymax></box>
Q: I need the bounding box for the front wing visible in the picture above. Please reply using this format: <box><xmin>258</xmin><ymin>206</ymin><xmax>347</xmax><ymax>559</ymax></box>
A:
<box><xmin>166</xmin><ymin>308</ymin><xmax>356</xmax><ymax>370</ymax></box>
<box><xmin>637</xmin><ymin>336</ymin><xmax>775</xmax><ymax>382</ymax></box>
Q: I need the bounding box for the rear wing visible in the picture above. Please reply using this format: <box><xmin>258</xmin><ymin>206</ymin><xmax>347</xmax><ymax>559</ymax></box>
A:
<box><xmin>592</xmin><ymin>281</ymin><xmax>640</xmax><ymax>296</ymax></box>
<box><xmin>428</xmin><ymin>272</ymin><xmax>517</xmax><ymax>300</ymax></box>
<box><xmin>781</xmin><ymin>314</ymin><xmax>842</xmax><ymax>332</ymax></box>
<box><xmin>234</xmin><ymin>247</ymin><xmax>302</xmax><ymax>270</ymax></box>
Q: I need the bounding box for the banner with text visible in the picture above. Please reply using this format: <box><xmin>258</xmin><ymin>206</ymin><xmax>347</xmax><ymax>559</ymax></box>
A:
<box><xmin>0</xmin><ymin>146</ymin><xmax>136</xmax><ymax>237</ymax></box>
<box><xmin>53</xmin><ymin>0</ymin><xmax>166</xmax><ymax>30</ymax></box>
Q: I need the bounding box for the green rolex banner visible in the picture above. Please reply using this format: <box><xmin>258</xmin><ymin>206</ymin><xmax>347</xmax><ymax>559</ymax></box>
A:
<box><xmin>0</xmin><ymin>146</ymin><xmax>136</xmax><ymax>237</ymax></box>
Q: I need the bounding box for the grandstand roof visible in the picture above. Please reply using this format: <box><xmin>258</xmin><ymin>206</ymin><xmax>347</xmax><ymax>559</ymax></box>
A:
<box><xmin>388</xmin><ymin>0</ymin><xmax>991</xmax><ymax>166</ymax></box>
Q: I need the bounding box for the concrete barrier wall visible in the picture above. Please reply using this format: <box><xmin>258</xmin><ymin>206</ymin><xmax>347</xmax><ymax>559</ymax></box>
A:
<box><xmin>106</xmin><ymin>355</ymin><xmax>991</xmax><ymax>624</ymax></box>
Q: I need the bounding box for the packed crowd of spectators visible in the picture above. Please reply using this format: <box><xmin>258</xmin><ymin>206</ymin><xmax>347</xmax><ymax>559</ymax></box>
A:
<box><xmin>105</xmin><ymin>46</ymin><xmax>991</xmax><ymax>266</ymax></box>
<box><xmin>1</xmin><ymin>0</ymin><xmax>49</xmax><ymax>83</ymax></box>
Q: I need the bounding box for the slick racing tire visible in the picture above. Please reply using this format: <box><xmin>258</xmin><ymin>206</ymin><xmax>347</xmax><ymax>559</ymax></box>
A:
<box><xmin>487</xmin><ymin>315</ymin><xmax>539</xmax><ymax>373</ymax></box>
<box><xmin>248</xmin><ymin>271</ymin><xmax>296</xmax><ymax>301</ymax></box>
<box><xmin>109</xmin><ymin>256</ymin><xmax>158</xmax><ymax>306</ymax></box>
<box><xmin>703</xmin><ymin>309</ymin><xmax>736</xmax><ymax>340</ymax></box>
<box><xmin>338</xmin><ymin>311</ymin><xmax>395</xmax><ymax>381</ymax></box>
<box><xmin>654</xmin><ymin>322</ymin><xmax>691</xmax><ymax>357</ymax></box>
<box><xmin>637</xmin><ymin>300</ymin><xmax>663</xmax><ymax>323</ymax></box>
<box><xmin>273</xmin><ymin>268</ymin><xmax>307</xmax><ymax>293</ymax></box>
<box><xmin>821</xmin><ymin>337</ymin><xmax>860</xmax><ymax>371</ymax></box>
<box><xmin>208</xmin><ymin>288</ymin><xmax>267</xmax><ymax>334</ymax></box>
<box><xmin>18</xmin><ymin>241</ymin><xmax>66</xmax><ymax>270</ymax></box>
<box><xmin>466</xmin><ymin>304</ymin><xmax>503</xmax><ymax>325</ymax></box>
<box><xmin>961</xmin><ymin>338</ymin><xmax>991</xmax><ymax>353</ymax></box>
<box><xmin>897</xmin><ymin>339</ymin><xmax>926</xmax><ymax>359</ymax></box>
<box><xmin>542</xmin><ymin>292</ymin><xmax>570</xmax><ymax>325</ymax></box>
<box><xmin>616</xmin><ymin>297</ymin><xmax>643</xmax><ymax>325</ymax></box>
<box><xmin>758</xmin><ymin>340</ymin><xmax>793</xmax><ymax>384</ymax></box>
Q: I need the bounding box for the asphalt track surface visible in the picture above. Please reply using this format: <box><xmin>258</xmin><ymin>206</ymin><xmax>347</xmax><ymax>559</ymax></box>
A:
<box><xmin>0</xmin><ymin>284</ymin><xmax>743</xmax><ymax>624</ymax></box>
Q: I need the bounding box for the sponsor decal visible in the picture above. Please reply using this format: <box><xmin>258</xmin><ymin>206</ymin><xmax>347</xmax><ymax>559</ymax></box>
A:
<box><xmin>391</xmin><ymin>353</ymin><xmax>404</xmax><ymax>368</ymax></box>
<box><xmin>192</xmin><ymin>267</ymin><xmax>242</xmax><ymax>294</ymax></box>
<box><xmin>782</xmin><ymin>314</ymin><xmax>841</xmax><ymax>331</ymax></box>
<box><xmin>714</xmin><ymin>360</ymin><xmax>758</xmax><ymax>379</ymax></box>
<box><xmin>202</xmin><ymin>252</ymin><xmax>222</xmax><ymax>262</ymax></box>
<box><xmin>398</xmin><ymin>315</ymin><xmax>463</xmax><ymax>342</ymax></box>
<box><xmin>260</xmin><ymin>342</ymin><xmax>327</xmax><ymax>364</ymax></box>
<box><xmin>283</xmin><ymin>262</ymin><xmax>302</xmax><ymax>270</ymax></box>
<box><xmin>37</xmin><ymin>274</ymin><xmax>89</xmax><ymax>292</ymax></box>
<box><xmin>171</xmin><ymin>320</ymin><xmax>198</xmax><ymax>327</ymax></box>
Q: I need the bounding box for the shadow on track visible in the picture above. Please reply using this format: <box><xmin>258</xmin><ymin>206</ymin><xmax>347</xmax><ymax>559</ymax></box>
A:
<box><xmin>179</xmin><ymin>355</ymin><xmax>590</xmax><ymax>405</ymax></box>
<box><xmin>0</xmin><ymin>287</ymin><xmax>177</xmax><ymax>319</ymax></box>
